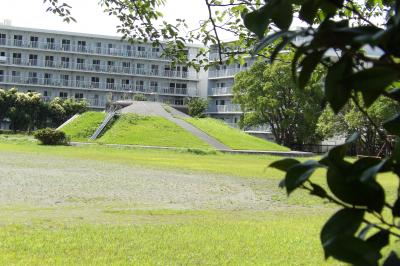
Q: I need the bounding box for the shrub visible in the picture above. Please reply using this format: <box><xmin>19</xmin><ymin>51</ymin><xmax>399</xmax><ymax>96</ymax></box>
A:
<box><xmin>133</xmin><ymin>94</ymin><xmax>147</xmax><ymax>101</ymax></box>
<box><xmin>187</xmin><ymin>98</ymin><xmax>208</xmax><ymax>118</ymax></box>
<box><xmin>34</xmin><ymin>128</ymin><xmax>69</xmax><ymax>145</ymax></box>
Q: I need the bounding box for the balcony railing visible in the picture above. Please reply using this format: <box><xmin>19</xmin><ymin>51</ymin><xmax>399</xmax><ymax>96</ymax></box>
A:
<box><xmin>209</xmin><ymin>104</ymin><xmax>242</xmax><ymax>113</ymax></box>
<box><xmin>0</xmin><ymin>38</ymin><xmax>171</xmax><ymax>61</ymax></box>
<box><xmin>0</xmin><ymin>74</ymin><xmax>198</xmax><ymax>96</ymax></box>
<box><xmin>210</xmin><ymin>87</ymin><xmax>232</xmax><ymax>96</ymax></box>
<box><xmin>209</xmin><ymin>68</ymin><xmax>248</xmax><ymax>78</ymax></box>
<box><xmin>0</xmin><ymin>57</ymin><xmax>198</xmax><ymax>79</ymax></box>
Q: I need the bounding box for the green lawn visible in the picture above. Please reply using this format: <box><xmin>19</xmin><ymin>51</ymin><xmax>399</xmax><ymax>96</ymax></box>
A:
<box><xmin>184</xmin><ymin>118</ymin><xmax>289</xmax><ymax>151</ymax></box>
<box><xmin>61</xmin><ymin>111</ymin><xmax>106</xmax><ymax>141</ymax></box>
<box><xmin>0</xmin><ymin>136</ymin><xmax>397</xmax><ymax>265</ymax></box>
<box><xmin>0</xmin><ymin>210</ymin><xmax>334</xmax><ymax>265</ymax></box>
<box><xmin>99</xmin><ymin>114</ymin><xmax>211</xmax><ymax>149</ymax></box>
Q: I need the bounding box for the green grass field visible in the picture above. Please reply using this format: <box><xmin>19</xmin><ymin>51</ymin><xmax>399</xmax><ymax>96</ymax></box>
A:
<box><xmin>185</xmin><ymin>118</ymin><xmax>289</xmax><ymax>151</ymax></box>
<box><xmin>99</xmin><ymin>114</ymin><xmax>211</xmax><ymax>149</ymax></box>
<box><xmin>0</xmin><ymin>136</ymin><xmax>397</xmax><ymax>265</ymax></box>
<box><xmin>61</xmin><ymin>111</ymin><xmax>106</xmax><ymax>141</ymax></box>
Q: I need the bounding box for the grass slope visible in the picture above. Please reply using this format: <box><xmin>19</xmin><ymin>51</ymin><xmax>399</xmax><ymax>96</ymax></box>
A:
<box><xmin>99</xmin><ymin>114</ymin><xmax>211</xmax><ymax>149</ymax></box>
<box><xmin>61</xmin><ymin>111</ymin><xmax>106</xmax><ymax>141</ymax></box>
<box><xmin>185</xmin><ymin>118</ymin><xmax>289</xmax><ymax>151</ymax></box>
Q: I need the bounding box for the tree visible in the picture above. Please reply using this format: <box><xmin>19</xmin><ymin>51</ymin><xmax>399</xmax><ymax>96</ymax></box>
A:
<box><xmin>317</xmin><ymin>97</ymin><xmax>400</xmax><ymax>155</ymax></box>
<box><xmin>233</xmin><ymin>55</ymin><xmax>324</xmax><ymax>146</ymax></box>
<box><xmin>187</xmin><ymin>97</ymin><xmax>208</xmax><ymax>118</ymax></box>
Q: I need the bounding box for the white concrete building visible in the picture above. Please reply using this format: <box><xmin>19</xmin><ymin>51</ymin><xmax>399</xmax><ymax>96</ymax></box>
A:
<box><xmin>0</xmin><ymin>24</ymin><xmax>205</xmax><ymax>110</ymax></box>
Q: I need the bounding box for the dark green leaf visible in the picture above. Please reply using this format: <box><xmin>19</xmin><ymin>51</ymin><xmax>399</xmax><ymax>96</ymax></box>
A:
<box><xmin>253</xmin><ymin>31</ymin><xmax>294</xmax><ymax>55</ymax></box>
<box><xmin>242</xmin><ymin>6</ymin><xmax>270</xmax><ymax>39</ymax></box>
<box><xmin>324</xmin><ymin>55</ymin><xmax>352</xmax><ymax>113</ymax></box>
<box><xmin>366</xmin><ymin>230</ymin><xmax>389</xmax><ymax>252</ymax></box>
<box><xmin>269</xmin><ymin>158</ymin><xmax>300</xmax><ymax>171</ymax></box>
<box><xmin>299</xmin><ymin>0</ymin><xmax>319</xmax><ymax>24</ymax></box>
<box><xmin>345</xmin><ymin>67</ymin><xmax>399</xmax><ymax>107</ymax></box>
<box><xmin>324</xmin><ymin>235</ymin><xmax>381</xmax><ymax>266</ymax></box>
<box><xmin>309</xmin><ymin>183</ymin><xmax>327</xmax><ymax>198</ymax></box>
<box><xmin>271</xmin><ymin>1</ymin><xmax>293</xmax><ymax>30</ymax></box>
<box><xmin>384</xmin><ymin>114</ymin><xmax>400</xmax><ymax>136</ymax></box>
<box><xmin>298</xmin><ymin>50</ymin><xmax>325</xmax><ymax>90</ymax></box>
<box><xmin>321</xmin><ymin>208</ymin><xmax>365</xmax><ymax>250</ymax></box>
<box><xmin>392</xmin><ymin>197</ymin><xmax>400</xmax><ymax>217</ymax></box>
<box><xmin>285</xmin><ymin>160</ymin><xmax>322</xmax><ymax>194</ymax></box>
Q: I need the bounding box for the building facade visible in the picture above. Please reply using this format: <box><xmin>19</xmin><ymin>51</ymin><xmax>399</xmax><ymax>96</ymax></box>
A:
<box><xmin>0</xmin><ymin>24</ymin><xmax>204</xmax><ymax>109</ymax></box>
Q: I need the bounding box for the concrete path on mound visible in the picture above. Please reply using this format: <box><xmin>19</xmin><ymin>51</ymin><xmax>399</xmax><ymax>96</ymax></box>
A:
<box><xmin>119</xmin><ymin>102</ymin><xmax>230</xmax><ymax>150</ymax></box>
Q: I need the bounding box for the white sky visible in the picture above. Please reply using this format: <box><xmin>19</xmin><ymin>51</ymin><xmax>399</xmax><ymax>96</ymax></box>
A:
<box><xmin>0</xmin><ymin>0</ymin><xmax>209</xmax><ymax>37</ymax></box>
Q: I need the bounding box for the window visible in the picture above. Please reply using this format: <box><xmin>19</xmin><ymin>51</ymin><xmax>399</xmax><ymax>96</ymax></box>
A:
<box><xmin>60</xmin><ymin>74</ymin><xmax>69</xmax><ymax>86</ymax></box>
<box><xmin>28</xmin><ymin>54</ymin><xmax>38</xmax><ymax>66</ymax></box>
<box><xmin>46</xmin><ymin>38</ymin><xmax>55</xmax><ymax>49</ymax></box>
<box><xmin>92</xmin><ymin>59</ymin><xmax>100</xmax><ymax>70</ymax></box>
<box><xmin>77</xmin><ymin>41</ymin><xmax>86</xmax><ymax>52</ymax></box>
<box><xmin>30</xmin><ymin>36</ymin><xmax>38</xmax><ymax>48</ymax></box>
<box><xmin>91</xmin><ymin>77</ymin><xmax>99</xmax><ymax>88</ymax></box>
<box><xmin>0</xmin><ymin>33</ymin><xmax>6</xmax><ymax>45</ymax></box>
<box><xmin>151</xmin><ymin>65</ymin><xmax>159</xmax><ymax>75</ymax></box>
<box><xmin>12</xmin><ymin>53</ymin><xmax>21</xmax><ymax>64</ymax></box>
<box><xmin>43</xmin><ymin>90</ymin><xmax>48</xmax><ymax>97</ymax></box>
<box><xmin>136</xmin><ymin>63</ymin><xmax>145</xmax><ymax>74</ymax></box>
<box><xmin>152</xmin><ymin>46</ymin><xmax>160</xmax><ymax>53</ymax></box>
<box><xmin>44</xmin><ymin>73</ymin><xmax>52</xmax><ymax>85</ymax></box>
<box><xmin>121</xmin><ymin>79</ymin><xmax>130</xmax><ymax>90</ymax></box>
<box><xmin>62</xmin><ymin>39</ymin><xmax>70</xmax><ymax>51</ymax></box>
<box><xmin>61</xmin><ymin>57</ymin><xmax>70</xmax><ymax>68</ymax></box>
<box><xmin>11</xmin><ymin>71</ymin><xmax>20</xmax><ymax>82</ymax></box>
<box><xmin>77</xmin><ymin>58</ymin><xmax>85</xmax><ymax>69</ymax></box>
<box><xmin>75</xmin><ymin>93</ymin><xmax>84</xmax><ymax>99</ymax></box>
<box><xmin>126</xmin><ymin>45</ymin><xmax>132</xmax><ymax>56</ymax></box>
<box><xmin>122</xmin><ymin>62</ymin><xmax>131</xmax><ymax>73</ymax></box>
<box><xmin>135</xmin><ymin>80</ymin><xmax>144</xmax><ymax>91</ymax></box>
<box><xmin>59</xmin><ymin>92</ymin><xmax>68</xmax><ymax>98</ymax></box>
<box><xmin>107</xmin><ymin>61</ymin><xmax>115</xmax><ymax>72</ymax></box>
<box><xmin>137</xmin><ymin>46</ymin><xmax>145</xmax><ymax>52</ymax></box>
<box><xmin>95</xmin><ymin>42</ymin><xmax>102</xmax><ymax>53</ymax></box>
<box><xmin>13</xmin><ymin>35</ymin><xmax>22</xmax><ymax>46</ymax></box>
<box><xmin>106</xmin><ymin>78</ymin><xmax>115</xmax><ymax>89</ymax></box>
<box><xmin>0</xmin><ymin>52</ymin><xmax>4</xmax><ymax>57</ymax></box>
<box><xmin>175</xmin><ymin>99</ymin><xmax>184</xmax><ymax>106</ymax></box>
<box><xmin>216</xmin><ymin>82</ymin><xmax>225</xmax><ymax>88</ymax></box>
<box><xmin>45</xmin><ymin>55</ymin><xmax>54</xmax><ymax>67</ymax></box>
<box><xmin>150</xmin><ymin>81</ymin><xmax>158</xmax><ymax>91</ymax></box>
<box><xmin>76</xmin><ymin>76</ymin><xmax>84</xmax><ymax>87</ymax></box>
<box><xmin>28</xmin><ymin>72</ymin><xmax>38</xmax><ymax>84</ymax></box>
<box><xmin>0</xmin><ymin>70</ymin><xmax>3</xmax><ymax>82</ymax></box>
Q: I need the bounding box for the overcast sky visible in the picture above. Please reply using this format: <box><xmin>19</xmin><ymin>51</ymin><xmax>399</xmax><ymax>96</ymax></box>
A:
<box><xmin>0</xmin><ymin>0</ymin><xmax>209</xmax><ymax>37</ymax></box>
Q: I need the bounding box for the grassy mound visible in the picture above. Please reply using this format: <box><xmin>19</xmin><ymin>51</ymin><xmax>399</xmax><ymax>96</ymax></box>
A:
<box><xmin>184</xmin><ymin>118</ymin><xmax>289</xmax><ymax>151</ymax></box>
<box><xmin>99</xmin><ymin>114</ymin><xmax>211</xmax><ymax>149</ymax></box>
<box><xmin>61</xmin><ymin>112</ymin><xmax>106</xmax><ymax>142</ymax></box>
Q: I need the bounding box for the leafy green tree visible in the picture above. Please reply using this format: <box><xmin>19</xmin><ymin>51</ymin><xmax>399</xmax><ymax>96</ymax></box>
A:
<box><xmin>317</xmin><ymin>97</ymin><xmax>400</xmax><ymax>155</ymax></box>
<box><xmin>233</xmin><ymin>56</ymin><xmax>324</xmax><ymax>146</ymax></box>
<box><xmin>187</xmin><ymin>97</ymin><xmax>208</xmax><ymax>118</ymax></box>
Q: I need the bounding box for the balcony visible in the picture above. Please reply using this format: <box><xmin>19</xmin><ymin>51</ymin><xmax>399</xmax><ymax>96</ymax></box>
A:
<box><xmin>0</xmin><ymin>38</ymin><xmax>169</xmax><ymax>61</ymax></box>
<box><xmin>208</xmin><ymin>68</ymin><xmax>248</xmax><ymax>78</ymax></box>
<box><xmin>210</xmin><ymin>87</ymin><xmax>232</xmax><ymax>96</ymax></box>
<box><xmin>0</xmin><ymin>57</ymin><xmax>198</xmax><ymax>80</ymax></box>
<box><xmin>208</xmin><ymin>104</ymin><xmax>242</xmax><ymax>113</ymax></box>
<box><xmin>0</xmin><ymin>75</ymin><xmax>199</xmax><ymax>96</ymax></box>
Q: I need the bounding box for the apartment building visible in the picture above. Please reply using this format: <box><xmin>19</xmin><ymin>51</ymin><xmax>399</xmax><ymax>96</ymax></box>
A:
<box><xmin>0</xmin><ymin>24</ymin><xmax>205</xmax><ymax>109</ymax></box>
